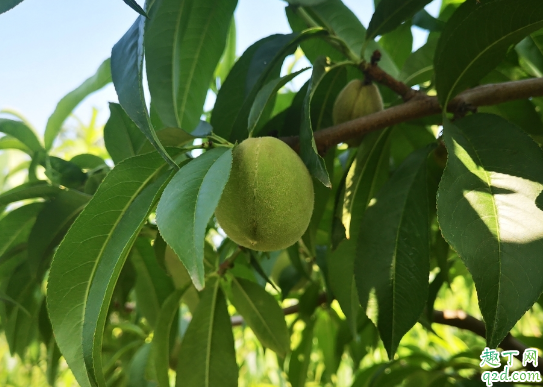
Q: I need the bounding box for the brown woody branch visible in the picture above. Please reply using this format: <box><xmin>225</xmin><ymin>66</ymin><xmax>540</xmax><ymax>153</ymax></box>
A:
<box><xmin>230</xmin><ymin>296</ymin><xmax>543</xmax><ymax>372</ymax></box>
<box><xmin>280</xmin><ymin>77</ymin><xmax>543</xmax><ymax>154</ymax></box>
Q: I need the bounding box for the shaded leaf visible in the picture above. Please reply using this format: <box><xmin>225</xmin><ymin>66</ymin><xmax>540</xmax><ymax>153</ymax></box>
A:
<box><xmin>378</xmin><ymin>21</ymin><xmax>413</xmax><ymax>69</ymax></box>
<box><xmin>211</xmin><ymin>29</ymin><xmax>326</xmax><ymax>142</ymax></box>
<box><xmin>342</xmin><ymin>129</ymin><xmax>392</xmax><ymax>241</ymax></box>
<box><xmin>123</xmin><ymin>0</ymin><xmax>149</xmax><ymax>18</ymax></box>
<box><xmin>355</xmin><ymin>145</ymin><xmax>435</xmax><ymax>358</ymax></box>
<box><xmin>230</xmin><ymin>277</ymin><xmax>290</xmax><ymax>357</ymax></box>
<box><xmin>248</xmin><ymin>67</ymin><xmax>309</xmax><ymax>136</ymax></box>
<box><xmin>300</xmin><ymin>58</ymin><xmax>332</xmax><ymax>187</ymax></box>
<box><xmin>367</xmin><ymin>0</ymin><xmax>432</xmax><ymax>40</ymax></box>
<box><xmin>434</xmin><ymin>0</ymin><xmax>543</xmax><ymax>105</ymax></box>
<box><xmin>156</xmin><ymin>148</ymin><xmax>232</xmax><ymax>290</ymax></box>
<box><xmin>175</xmin><ymin>278</ymin><xmax>237</xmax><ymax>387</ymax></box>
<box><xmin>131</xmin><ymin>237</ymin><xmax>175</xmax><ymax>328</ymax></box>
<box><xmin>44</xmin><ymin>58</ymin><xmax>111</xmax><ymax>150</ymax></box>
<box><xmin>288</xmin><ymin>318</ymin><xmax>315</xmax><ymax>387</ymax></box>
<box><xmin>516</xmin><ymin>30</ymin><xmax>543</xmax><ymax>77</ymax></box>
<box><xmin>111</xmin><ymin>15</ymin><xmax>177</xmax><ymax>168</ymax></box>
<box><xmin>150</xmin><ymin>287</ymin><xmax>188</xmax><ymax>387</ymax></box>
<box><xmin>326</xmin><ymin>240</ymin><xmax>359</xmax><ymax>337</ymax></box>
<box><xmin>399</xmin><ymin>38</ymin><xmax>437</xmax><ymax>87</ymax></box>
<box><xmin>0</xmin><ymin>0</ymin><xmax>24</xmax><ymax>14</ymax></box>
<box><xmin>0</xmin><ymin>202</ymin><xmax>42</xmax><ymax>257</ymax></box>
<box><xmin>412</xmin><ymin>9</ymin><xmax>445</xmax><ymax>32</ymax></box>
<box><xmin>437</xmin><ymin>114</ymin><xmax>543</xmax><ymax>348</ymax></box>
<box><xmin>27</xmin><ymin>190</ymin><xmax>90</xmax><ymax>280</ymax></box>
<box><xmin>0</xmin><ymin>181</ymin><xmax>62</xmax><ymax>208</ymax></box>
<box><xmin>104</xmin><ymin>103</ymin><xmax>147</xmax><ymax>164</ymax></box>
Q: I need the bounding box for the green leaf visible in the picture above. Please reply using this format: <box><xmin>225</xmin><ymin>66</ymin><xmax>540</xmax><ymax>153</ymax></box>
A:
<box><xmin>342</xmin><ymin>129</ymin><xmax>392</xmax><ymax>241</ymax></box>
<box><xmin>0</xmin><ymin>136</ymin><xmax>31</xmax><ymax>154</ymax></box>
<box><xmin>43</xmin><ymin>156</ymin><xmax>87</xmax><ymax>189</ymax></box>
<box><xmin>123</xmin><ymin>0</ymin><xmax>149</xmax><ymax>18</ymax></box>
<box><xmin>156</xmin><ymin>148</ymin><xmax>233</xmax><ymax>290</ymax></box>
<box><xmin>355</xmin><ymin>145</ymin><xmax>435</xmax><ymax>358</ymax></box>
<box><xmin>145</xmin><ymin>0</ymin><xmax>237</xmax><ymax>131</ymax></box>
<box><xmin>412</xmin><ymin>9</ymin><xmax>445</xmax><ymax>32</ymax></box>
<box><xmin>131</xmin><ymin>237</ymin><xmax>175</xmax><ymax>328</ymax></box>
<box><xmin>437</xmin><ymin>113</ymin><xmax>543</xmax><ymax>348</ymax></box>
<box><xmin>27</xmin><ymin>190</ymin><xmax>90</xmax><ymax>280</ymax></box>
<box><xmin>111</xmin><ymin>16</ymin><xmax>177</xmax><ymax>168</ymax></box>
<box><xmin>211</xmin><ymin>30</ymin><xmax>326</xmax><ymax>142</ymax></box>
<box><xmin>0</xmin><ymin>0</ymin><xmax>24</xmax><ymax>15</ymax></box>
<box><xmin>47</xmin><ymin>151</ymin><xmax>177</xmax><ymax>387</ymax></box>
<box><xmin>150</xmin><ymin>287</ymin><xmax>188</xmax><ymax>387</ymax></box>
<box><xmin>127</xmin><ymin>344</ymin><xmax>157</xmax><ymax>387</ymax></box>
<box><xmin>367</xmin><ymin>0</ymin><xmax>432</xmax><ymax>41</ymax></box>
<box><xmin>44</xmin><ymin>58</ymin><xmax>111</xmax><ymax>150</ymax></box>
<box><xmin>516</xmin><ymin>30</ymin><xmax>543</xmax><ymax>77</ymax></box>
<box><xmin>230</xmin><ymin>277</ymin><xmax>290</xmax><ymax>357</ymax></box>
<box><xmin>0</xmin><ymin>118</ymin><xmax>43</xmax><ymax>153</ymax></box>
<box><xmin>0</xmin><ymin>181</ymin><xmax>63</xmax><ymax>208</ymax></box>
<box><xmin>378</xmin><ymin>21</ymin><xmax>413</xmax><ymax>69</ymax></box>
<box><xmin>399</xmin><ymin>38</ymin><xmax>437</xmax><ymax>87</ymax></box>
<box><xmin>326</xmin><ymin>240</ymin><xmax>359</xmax><ymax>337</ymax></box>
<box><xmin>307</xmin><ymin>0</ymin><xmax>398</xmax><ymax>75</ymax></box>
<box><xmin>248</xmin><ymin>67</ymin><xmax>310</xmax><ymax>136</ymax></box>
<box><xmin>0</xmin><ymin>202</ymin><xmax>43</xmax><ymax>258</ymax></box>
<box><xmin>70</xmin><ymin>154</ymin><xmax>107</xmax><ymax>170</ymax></box>
<box><xmin>1</xmin><ymin>263</ymin><xmax>42</xmax><ymax>358</ymax></box>
<box><xmin>215</xmin><ymin>18</ymin><xmax>237</xmax><ymax>89</ymax></box>
<box><xmin>104</xmin><ymin>103</ymin><xmax>147</xmax><ymax>164</ymax></box>
<box><xmin>288</xmin><ymin>318</ymin><xmax>315</xmax><ymax>387</ymax></box>
<box><xmin>300</xmin><ymin>58</ymin><xmax>331</xmax><ymax>187</ymax></box>
<box><xmin>175</xmin><ymin>278</ymin><xmax>237</xmax><ymax>387</ymax></box>
<box><xmin>434</xmin><ymin>0</ymin><xmax>543</xmax><ymax>106</ymax></box>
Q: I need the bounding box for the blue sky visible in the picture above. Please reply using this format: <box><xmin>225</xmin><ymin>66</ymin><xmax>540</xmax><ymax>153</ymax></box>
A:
<box><xmin>0</xmin><ymin>0</ymin><xmax>439</xmax><ymax>134</ymax></box>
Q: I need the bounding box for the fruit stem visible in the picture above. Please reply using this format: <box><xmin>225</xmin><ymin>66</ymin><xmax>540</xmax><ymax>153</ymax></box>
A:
<box><xmin>217</xmin><ymin>247</ymin><xmax>244</xmax><ymax>276</ymax></box>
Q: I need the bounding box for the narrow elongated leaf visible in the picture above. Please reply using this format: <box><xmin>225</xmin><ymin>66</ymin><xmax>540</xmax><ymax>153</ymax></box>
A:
<box><xmin>104</xmin><ymin>103</ymin><xmax>147</xmax><ymax>164</ymax></box>
<box><xmin>434</xmin><ymin>0</ymin><xmax>543</xmax><ymax>106</ymax></box>
<box><xmin>0</xmin><ymin>181</ymin><xmax>62</xmax><ymax>208</ymax></box>
<box><xmin>0</xmin><ymin>136</ymin><xmax>31</xmax><ymax>154</ymax></box>
<box><xmin>27</xmin><ymin>190</ymin><xmax>90</xmax><ymax>279</ymax></box>
<box><xmin>1</xmin><ymin>263</ymin><xmax>41</xmax><ymax>357</ymax></box>
<box><xmin>355</xmin><ymin>145</ymin><xmax>435</xmax><ymax>358</ymax></box>
<box><xmin>123</xmin><ymin>0</ymin><xmax>149</xmax><ymax>18</ymax></box>
<box><xmin>300</xmin><ymin>58</ymin><xmax>331</xmax><ymax>187</ymax></box>
<box><xmin>307</xmin><ymin>0</ymin><xmax>398</xmax><ymax>76</ymax></box>
<box><xmin>211</xmin><ymin>30</ymin><xmax>326</xmax><ymax>142</ymax></box>
<box><xmin>326</xmin><ymin>240</ymin><xmax>359</xmax><ymax>337</ymax></box>
<box><xmin>44</xmin><ymin>58</ymin><xmax>111</xmax><ymax>150</ymax></box>
<box><xmin>0</xmin><ymin>203</ymin><xmax>43</xmax><ymax>257</ymax></box>
<box><xmin>156</xmin><ymin>148</ymin><xmax>233</xmax><ymax>290</ymax></box>
<box><xmin>128</xmin><ymin>344</ymin><xmax>156</xmax><ymax>387</ymax></box>
<box><xmin>367</xmin><ymin>0</ymin><xmax>432</xmax><ymax>40</ymax></box>
<box><xmin>437</xmin><ymin>114</ymin><xmax>543</xmax><ymax>348</ymax></box>
<box><xmin>342</xmin><ymin>129</ymin><xmax>392</xmax><ymax>241</ymax></box>
<box><xmin>111</xmin><ymin>16</ymin><xmax>177</xmax><ymax>168</ymax></box>
<box><xmin>516</xmin><ymin>30</ymin><xmax>543</xmax><ymax>77</ymax></box>
<box><xmin>0</xmin><ymin>0</ymin><xmax>24</xmax><ymax>14</ymax></box>
<box><xmin>0</xmin><ymin>119</ymin><xmax>43</xmax><ymax>153</ymax></box>
<box><xmin>248</xmin><ymin>67</ymin><xmax>309</xmax><ymax>136</ymax></box>
<box><xmin>230</xmin><ymin>277</ymin><xmax>290</xmax><ymax>357</ymax></box>
<box><xmin>47</xmin><ymin>151</ymin><xmax>176</xmax><ymax>387</ymax></box>
<box><xmin>146</xmin><ymin>0</ymin><xmax>237</xmax><ymax>131</ymax></box>
<box><xmin>399</xmin><ymin>38</ymin><xmax>437</xmax><ymax>87</ymax></box>
<box><xmin>131</xmin><ymin>237</ymin><xmax>174</xmax><ymax>328</ymax></box>
<box><xmin>378</xmin><ymin>21</ymin><xmax>413</xmax><ymax>69</ymax></box>
<box><xmin>412</xmin><ymin>9</ymin><xmax>445</xmax><ymax>32</ymax></box>
<box><xmin>288</xmin><ymin>318</ymin><xmax>315</xmax><ymax>387</ymax></box>
<box><xmin>175</xmin><ymin>279</ymin><xmax>237</xmax><ymax>387</ymax></box>
<box><xmin>151</xmin><ymin>287</ymin><xmax>188</xmax><ymax>387</ymax></box>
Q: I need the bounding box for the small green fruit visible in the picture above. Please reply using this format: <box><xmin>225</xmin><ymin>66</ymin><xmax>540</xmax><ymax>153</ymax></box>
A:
<box><xmin>333</xmin><ymin>79</ymin><xmax>384</xmax><ymax>146</ymax></box>
<box><xmin>215</xmin><ymin>137</ymin><xmax>314</xmax><ymax>251</ymax></box>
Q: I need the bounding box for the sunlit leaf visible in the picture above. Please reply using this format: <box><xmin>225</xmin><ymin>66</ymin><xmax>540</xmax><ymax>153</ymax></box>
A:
<box><xmin>437</xmin><ymin>114</ymin><xmax>543</xmax><ymax>347</ymax></box>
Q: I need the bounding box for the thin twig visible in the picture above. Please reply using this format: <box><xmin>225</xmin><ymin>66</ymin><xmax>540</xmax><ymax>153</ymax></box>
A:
<box><xmin>280</xmin><ymin>77</ymin><xmax>543</xmax><ymax>154</ymax></box>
